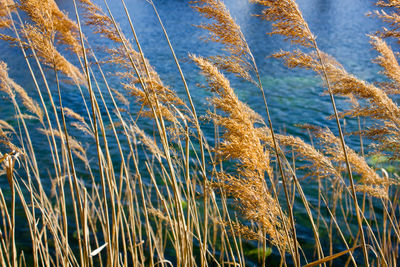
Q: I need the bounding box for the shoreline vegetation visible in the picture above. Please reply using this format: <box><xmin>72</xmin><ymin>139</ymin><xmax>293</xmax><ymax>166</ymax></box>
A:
<box><xmin>0</xmin><ymin>0</ymin><xmax>400</xmax><ymax>266</ymax></box>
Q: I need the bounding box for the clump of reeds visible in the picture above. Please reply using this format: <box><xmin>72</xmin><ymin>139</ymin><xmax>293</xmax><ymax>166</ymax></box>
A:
<box><xmin>1</xmin><ymin>0</ymin><xmax>400</xmax><ymax>266</ymax></box>
<box><xmin>191</xmin><ymin>3</ymin><xmax>306</xmax><ymax>263</ymax></box>
<box><xmin>251</xmin><ymin>0</ymin><xmax>400</xmax><ymax>265</ymax></box>
<box><xmin>276</xmin><ymin>47</ymin><xmax>400</xmax><ymax>161</ymax></box>
<box><xmin>21</xmin><ymin>24</ymin><xmax>84</xmax><ymax>84</ymax></box>
<box><xmin>19</xmin><ymin>0</ymin><xmax>81</xmax><ymax>53</ymax></box>
<box><xmin>191</xmin><ymin>54</ymin><xmax>291</xmax><ymax>253</ymax></box>
<box><xmin>314</xmin><ymin>127</ymin><xmax>393</xmax><ymax>199</ymax></box>
<box><xmin>80</xmin><ymin>0</ymin><xmax>189</xmax><ymax>124</ymax></box>
<box><xmin>16</xmin><ymin>0</ymin><xmax>85</xmax><ymax>85</ymax></box>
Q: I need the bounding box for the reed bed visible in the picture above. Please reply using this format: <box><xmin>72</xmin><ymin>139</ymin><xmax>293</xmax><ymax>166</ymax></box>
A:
<box><xmin>0</xmin><ymin>0</ymin><xmax>399</xmax><ymax>266</ymax></box>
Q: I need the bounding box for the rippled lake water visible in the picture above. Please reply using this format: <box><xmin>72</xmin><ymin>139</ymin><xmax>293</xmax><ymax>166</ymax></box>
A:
<box><xmin>1</xmin><ymin>0</ymin><xmax>386</xmax><ymax>139</ymax></box>
<box><xmin>0</xmin><ymin>0</ymin><xmax>394</xmax><ymax>265</ymax></box>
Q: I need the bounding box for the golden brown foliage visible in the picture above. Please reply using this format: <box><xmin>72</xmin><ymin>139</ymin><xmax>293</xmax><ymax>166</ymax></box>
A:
<box><xmin>191</xmin><ymin>55</ymin><xmax>270</xmax><ymax>175</ymax></box>
<box><xmin>0</xmin><ymin>0</ymin><xmax>14</xmax><ymax>29</ymax></box>
<box><xmin>275</xmin><ymin>47</ymin><xmax>400</xmax><ymax>161</ymax></box>
<box><xmin>192</xmin><ymin>54</ymin><xmax>291</xmax><ymax>251</ymax></box>
<box><xmin>0</xmin><ymin>61</ymin><xmax>43</xmax><ymax>122</ymax></box>
<box><xmin>111</xmin><ymin>48</ymin><xmax>187</xmax><ymax>123</ymax></box>
<box><xmin>370</xmin><ymin>36</ymin><xmax>400</xmax><ymax>88</ymax></box>
<box><xmin>372</xmin><ymin>1</ymin><xmax>400</xmax><ymax>42</ymax></box>
<box><xmin>252</xmin><ymin>0</ymin><xmax>399</xmax><ymax>202</ymax></box>
<box><xmin>191</xmin><ymin>0</ymin><xmax>253</xmax><ymax>81</ymax></box>
<box><xmin>276</xmin><ymin>134</ymin><xmax>340</xmax><ymax>180</ymax></box>
<box><xmin>314</xmin><ymin>128</ymin><xmax>393</xmax><ymax>199</ymax></box>
<box><xmin>216</xmin><ymin>172</ymin><xmax>290</xmax><ymax>250</ymax></box>
<box><xmin>78</xmin><ymin>0</ymin><xmax>122</xmax><ymax>43</ymax></box>
<box><xmin>39</xmin><ymin>128</ymin><xmax>87</xmax><ymax>163</ymax></box>
<box><xmin>251</xmin><ymin>0</ymin><xmax>314</xmax><ymax>47</ymax></box>
<box><xmin>22</xmin><ymin>24</ymin><xmax>84</xmax><ymax>84</ymax></box>
<box><xmin>1</xmin><ymin>0</ymin><xmax>400</xmax><ymax>265</ymax></box>
<box><xmin>218</xmin><ymin>220</ymin><xmax>264</xmax><ymax>240</ymax></box>
<box><xmin>19</xmin><ymin>0</ymin><xmax>81</xmax><ymax>54</ymax></box>
<box><xmin>80</xmin><ymin>0</ymin><xmax>188</xmax><ymax>123</ymax></box>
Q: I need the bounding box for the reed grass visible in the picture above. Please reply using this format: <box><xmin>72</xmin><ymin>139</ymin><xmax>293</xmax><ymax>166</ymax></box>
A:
<box><xmin>0</xmin><ymin>0</ymin><xmax>399</xmax><ymax>266</ymax></box>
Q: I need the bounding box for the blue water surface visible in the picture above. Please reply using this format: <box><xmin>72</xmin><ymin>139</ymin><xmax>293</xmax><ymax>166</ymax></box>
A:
<box><xmin>0</xmin><ymin>0</ymin><xmax>394</xmax><ymax>265</ymax></box>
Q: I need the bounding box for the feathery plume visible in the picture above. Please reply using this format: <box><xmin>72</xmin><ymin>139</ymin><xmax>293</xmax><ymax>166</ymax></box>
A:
<box><xmin>250</xmin><ymin>0</ymin><xmax>314</xmax><ymax>47</ymax></box>
<box><xmin>111</xmin><ymin>88</ymin><xmax>130</xmax><ymax>107</ymax></box>
<box><xmin>191</xmin><ymin>0</ymin><xmax>254</xmax><ymax>81</ymax></box>
<box><xmin>218</xmin><ymin>220</ymin><xmax>264</xmax><ymax>240</ymax></box>
<box><xmin>12</xmin><ymin>81</ymin><xmax>43</xmax><ymax>123</ymax></box>
<box><xmin>16</xmin><ymin>0</ymin><xmax>85</xmax><ymax>83</ymax></box>
<box><xmin>376</xmin><ymin>0</ymin><xmax>400</xmax><ymax>9</ymax></box>
<box><xmin>63</xmin><ymin>107</ymin><xmax>86</xmax><ymax>125</ymax></box>
<box><xmin>192</xmin><ymin>54</ymin><xmax>291</xmax><ymax>251</ymax></box>
<box><xmin>314</xmin><ymin>128</ymin><xmax>393</xmax><ymax>199</ymax></box>
<box><xmin>130</xmin><ymin>123</ymin><xmax>165</xmax><ymax>160</ymax></box>
<box><xmin>0</xmin><ymin>120</ymin><xmax>15</xmax><ymax>133</ymax></box>
<box><xmin>216</xmin><ymin>172</ymin><xmax>290</xmax><ymax>249</ymax></box>
<box><xmin>19</xmin><ymin>0</ymin><xmax>81</xmax><ymax>54</ymax></box>
<box><xmin>371</xmin><ymin>1</ymin><xmax>400</xmax><ymax>43</ymax></box>
<box><xmin>0</xmin><ymin>61</ymin><xmax>14</xmax><ymax>97</ymax></box>
<box><xmin>0</xmin><ymin>61</ymin><xmax>43</xmax><ymax>122</ymax></box>
<box><xmin>0</xmin><ymin>0</ymin><xmax>14</xmax><ymax>29</ymax></box>
<box><xmin>108</xmin><ymin>43</ymin><xmax>188</xmax><ymax>123</ymax></box>
<box><xmin>354</xmin><ymin>184</ymin><xmax>389</xmax><ymax>199</ymax></box>
<box><xmin>191</xmin><ymin>55</ymin><xmax>270</xmax><ymax>175</ymax></box>
<box><xmin>39</xmin><ymin>128</ymin><xmax>87</xmax><ymax>163</ymax></box>
<box><xmin>370</xmin><ymin>35</ymin><xmax>400</xmax><ymax>88</ymax></box>
<box><xmin>78</xmin><ymin>0</ymin><xmax>122</xmax><ymax>43</ymax></box>
<box><xmin>22</xmin><ymin>24</ymin><xmax>84</xmax><ymax>84</ymax></box>
<box><xmin>0</xmin><ymin>120</ymin><xmax>19</xmax><ymax>153</ymax></box>
<box><xmin>80</xmin><ymin>0</ymin><xmax>189</xmax><ymax>123</ymax></box>
<box><xmin>276</xmin><ymin>134</ymin><xmax>340</xmax><ymax>180</ymax></box>
<box><xmin>63</xmin><ymin>107</ymin><xmax>93</xmax><ymax>137</ymax></box>
<box><xmin>275</xmin><ymin>47</ymin><xmax>400</xmax><ymax>159</ymax></box>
